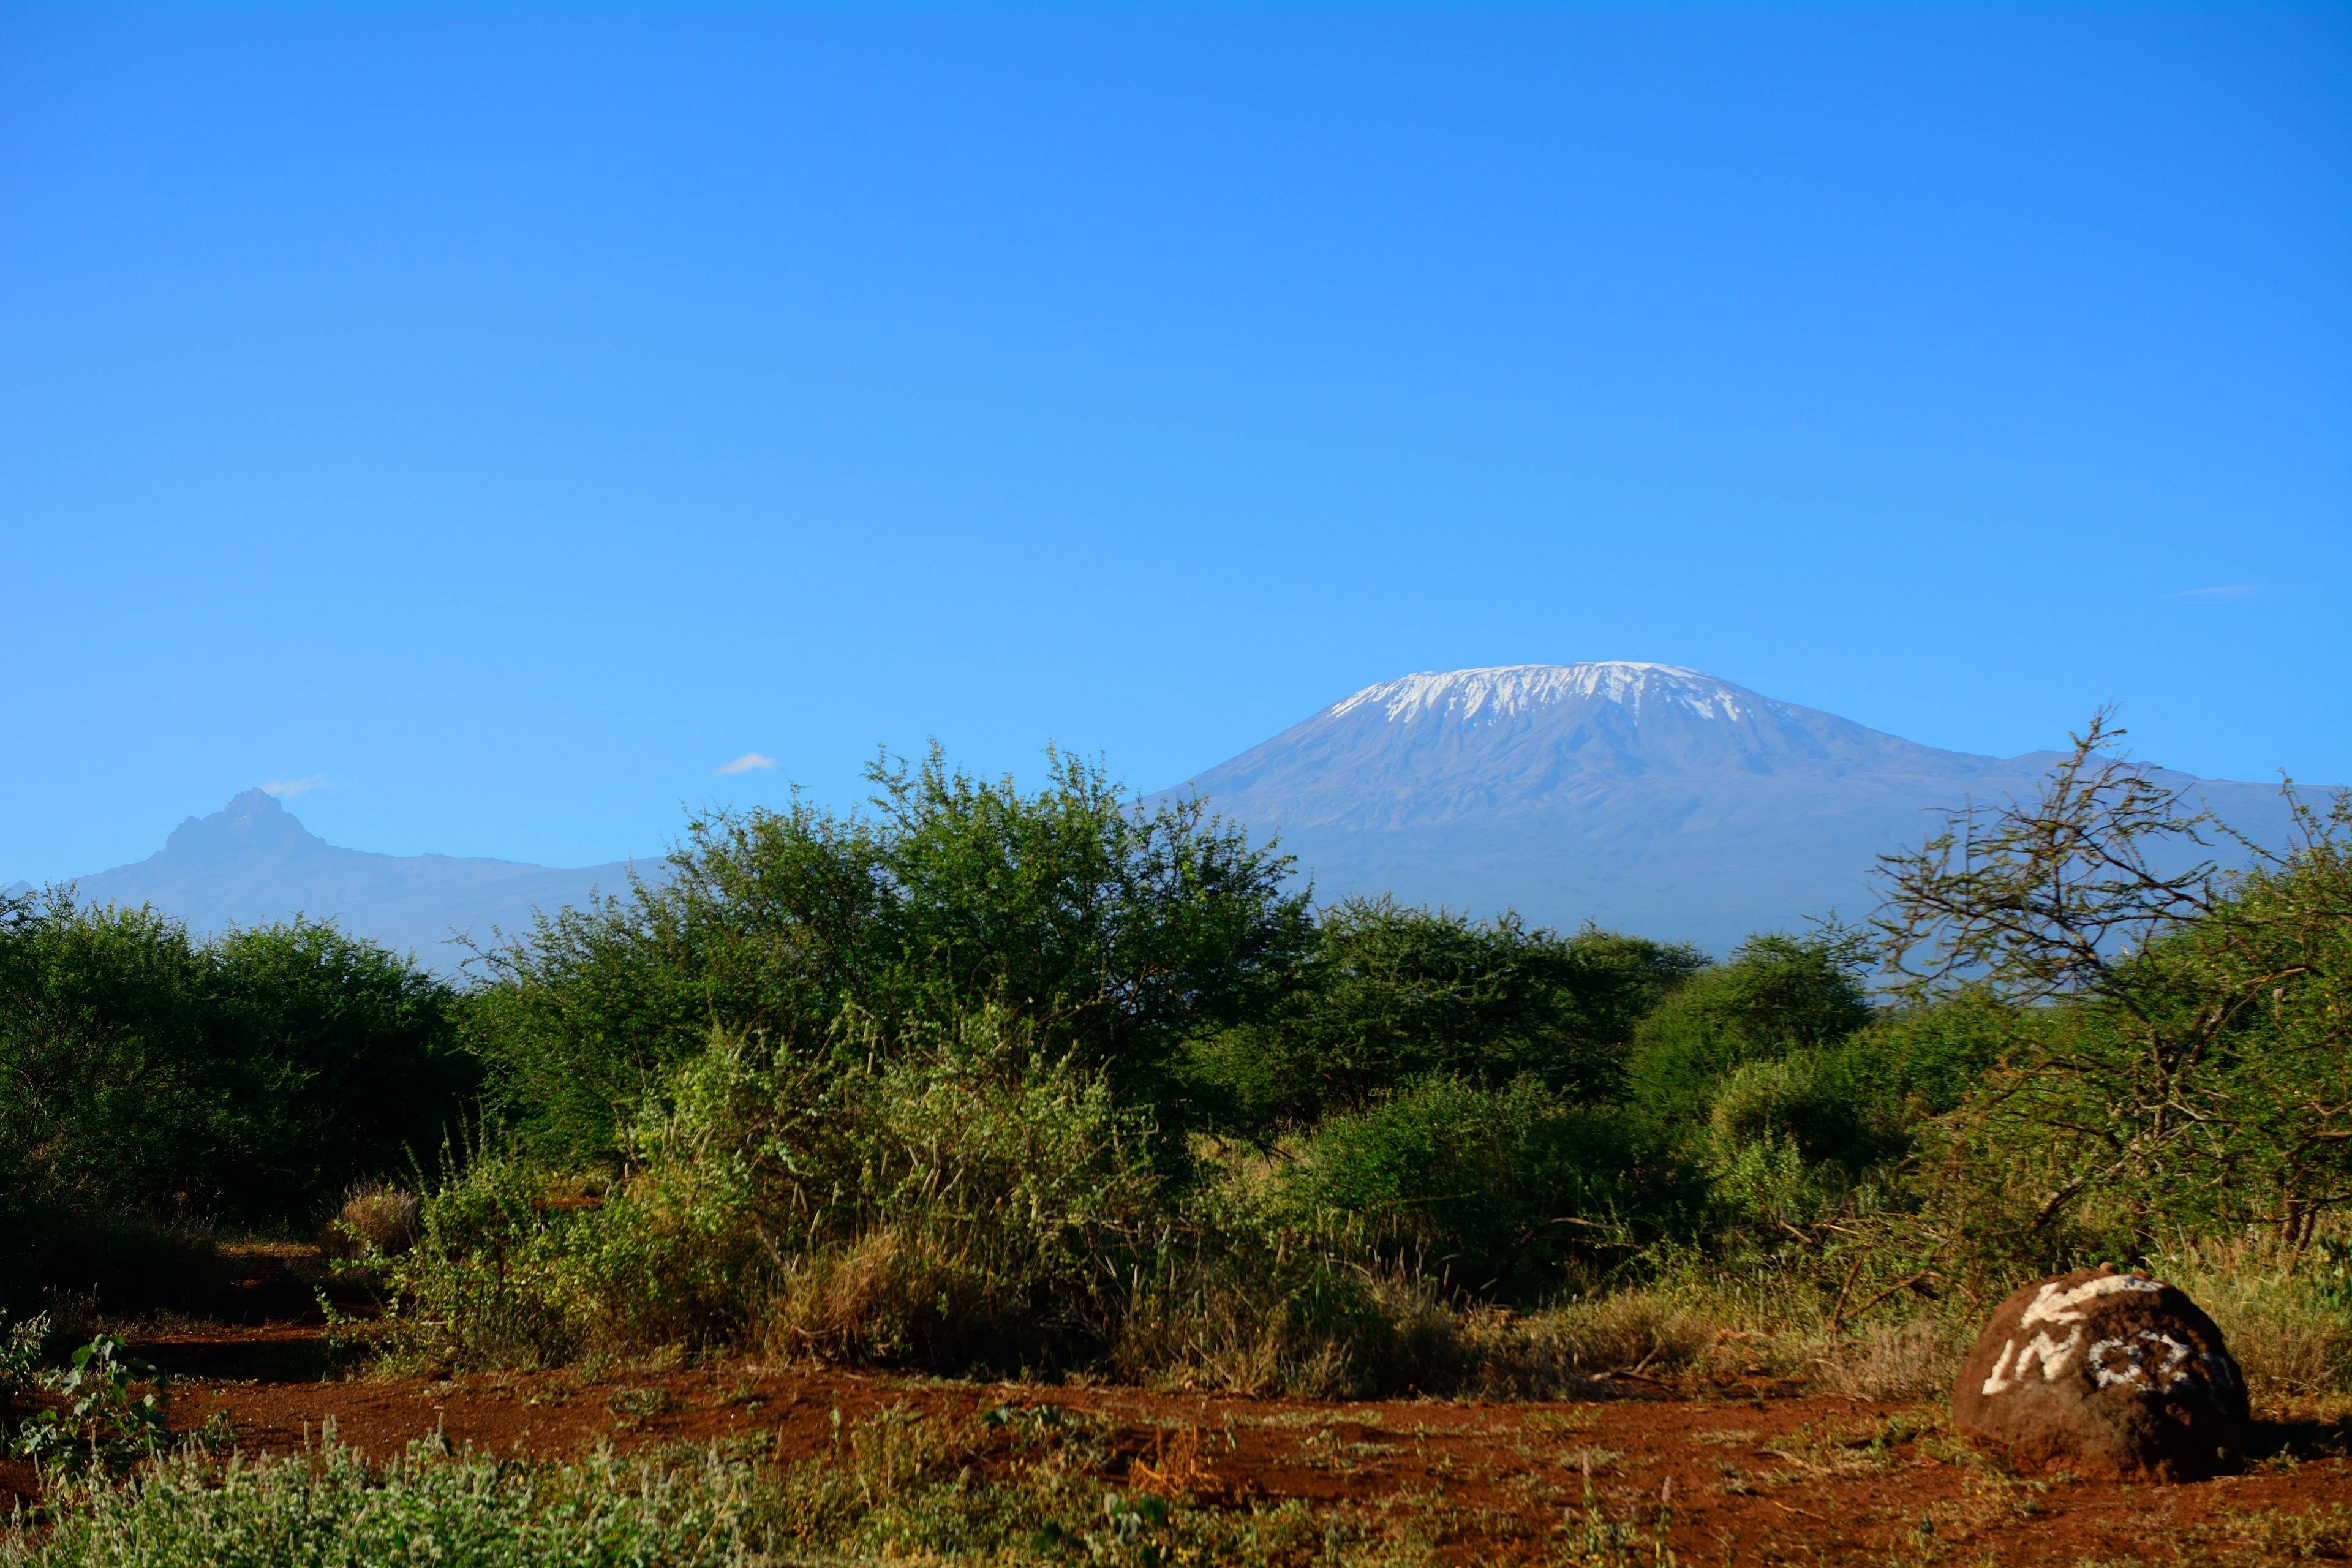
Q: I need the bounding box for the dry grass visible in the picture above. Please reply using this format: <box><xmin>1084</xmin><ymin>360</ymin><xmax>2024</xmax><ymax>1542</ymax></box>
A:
<box><xmin>1434</xmin><ymin>1270</ymin><xmax>1972</xmax><ymax>1401</ymax></box>
<box><xmin>1110</xmin><ymin>1260</ymin><xmax>1450</xmax><ymax>1398</ymax></box>
<box><xmin>765</xmin><ymin>1229</ymin><xmax>910</xmax><ymax>1358</ymax></box>
<box><xmin>2155</xmin><ymin>1234</ymin><xmax>2352</xmax><ymax>1400</ymax></box>
<box><xmin>321</xmin><ymin>1185</ymin><xmax>421</xmax><ymax>1259</ymax></box>
<box><xmin>1122</xmin><ymin>1269</ymin><xmax>1958</xmax><ymax>1402</ymax></box>
<box><xmin>1493</xmin><ymin>1236</ymin><xmax>2352</xmax><ymax>1408</ymax></box>
<box><xmin>1440</xmin><ymin>1292</ymin><xmax>1710</xmax><ymax>1396</ymax></box>
<box><xmin>1814</xmin><ymin>1318</ymin><xmax>1964</xmax><ymax>1402</ymax></box>
<box><xmin>1124</xmin><ymin>1423</ymin><xmax>1215</xmax><ymax>1499</ymax></box>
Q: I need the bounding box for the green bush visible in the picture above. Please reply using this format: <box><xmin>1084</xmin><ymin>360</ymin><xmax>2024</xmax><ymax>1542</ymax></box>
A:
<box><xmin>1623</xmin><ymin>927</ymin><xmax>1875</xmax><ymax>1135</ymax></box>
<box><xmin>759</xmin><ymin>1020</ymin><xmax>1166</xmax><ymax>1367</ymax></box>
<box><xmin>1846</xmin><ymin>986</ymin><xmax>2017</xmax><ymax>1118</ymax></box>
<box><xmin>1110</xmin><ymin>1177</ymin><xmax>1457</xmax><ymax>1396</ymax></box>
<box><xmin>464</xmin><ymin>749</ymin><xmax>1311</xmax><ymax>1163</ymax></box>
<box><xmin>1286</xmin><ymin>1076</ymin><xmax>1686</xmax><ymax>1301</ymax></box>
<box><xmin>1700</xmin><ymin>1067</ymin><xmax>1899</xmax><ymax>1242</ymax></box>
<box><xmin>1183</xmin><ymin>899</ymin><xmax>1702</xmax><ymax>1137</ymax></box>
<box><xmin>0</xmin><ymin>894</ymin><xmax>224</xmax><ymax>1231</ymax></box>
<box><xmin>203</xmin><ymin>922</ymin><xmax>476</xmax><ymax>1216</ymax></box>
<box><xmin>1703</xmin><ymin>1024</ymin><xmax>1927</xmax><ymax>1182</ymax></box>
<box><xmin>372</xmin><ymin>1151</ymin><xmax>592</xmax><ymax>1370</ymax></box>
<box><xmin>388</xmin><ymin>1011</ymin><xmax>1166</xmax><ymax>1373</ymax></box>
<box><xmin>0</xmin><ymin>1310</ymin><xmax>43</xmax><ymax>1418</ymax></box>
<box><xmin>0</xmin><ymin>892</ymin><xmax>468</xmax><ymax>1308</ymax></box>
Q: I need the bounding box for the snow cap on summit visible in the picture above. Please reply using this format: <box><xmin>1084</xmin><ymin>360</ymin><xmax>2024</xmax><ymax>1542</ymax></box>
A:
<box><xmin>1329</xmin><ymin>663</ymin><xmax>1774</xmax><ymax>726</ymax></box>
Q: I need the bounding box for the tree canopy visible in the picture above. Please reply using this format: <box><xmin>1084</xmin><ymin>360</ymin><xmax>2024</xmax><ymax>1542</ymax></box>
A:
<box><xmin>465</xmin><ymin>747</ymin><xmax>1314</xmax><ymax>1158</ymax></box>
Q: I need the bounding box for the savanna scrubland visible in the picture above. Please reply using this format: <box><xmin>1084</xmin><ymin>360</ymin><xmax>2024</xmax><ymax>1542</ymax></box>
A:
<box><xmin>4</xmin><ymin>719</ymin><xmax>2350</xmax><ymax>1566</ymax></box>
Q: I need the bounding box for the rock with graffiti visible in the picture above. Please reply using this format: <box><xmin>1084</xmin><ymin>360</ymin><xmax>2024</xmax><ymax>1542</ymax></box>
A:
<box><xmin>1951</xmin><ymin>1264</ymin><xmax>2250</xmax><ymax>1480</ymax></box>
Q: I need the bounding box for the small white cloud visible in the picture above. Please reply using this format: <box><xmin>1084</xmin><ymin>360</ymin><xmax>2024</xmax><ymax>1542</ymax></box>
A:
<box><xmin>261</xmin><ymin>774</ymin><xmax>330</xmax><ymax>799</ymax></box>
<box><xmin>715</xmin><ymin>752</ymin><xmax>778</xmax><ymax>777</ymax></box>
<box><xmin>2167</xmin><ymin>584</ymin><xmax>2285</xmax><ymax>601</ymax></box>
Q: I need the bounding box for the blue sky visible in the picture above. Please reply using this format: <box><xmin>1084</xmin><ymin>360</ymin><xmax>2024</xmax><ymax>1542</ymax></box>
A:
<box><xmin>4</xmin><ymin>3</ymin><xmax>2346</xmax><ymax>880</ymax></box>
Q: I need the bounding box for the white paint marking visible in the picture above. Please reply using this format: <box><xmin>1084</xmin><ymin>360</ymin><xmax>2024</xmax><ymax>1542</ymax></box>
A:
<box><xmin>1983</xmin><ymin>1327</ymin><xmax>2085</xmax><ymax>1394</ymax></box>
<box><xmin>2089</xmin><ymin>1330</ymin><xmax>2202</xmax><ymax>1392</ymax></box>
<box><xmin>2025</xmin><ymin>1327</ymin><xmax>2086</xmax><ymax>1381</ymax></box>
<box><xmin>2089</xmin><ymin>1337</ymin><xmax>2140</xmax><ymax>1389</ymax></box>
<box><xmin>1981</xmin><ymin>1338</ymin><xmax>2019</xmax><ymax>1396</ymax></box>
<box><xmin>2018</xmin><ymin>1274</ymin><xmax>2166</xmax><ymax>1331</ymax></box>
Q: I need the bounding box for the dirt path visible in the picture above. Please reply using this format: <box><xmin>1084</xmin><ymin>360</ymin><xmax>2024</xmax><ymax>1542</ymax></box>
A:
<box><xmin>10</xmin><ymin>1319</ymin><xmax>2352</xmax><ymax>1564</ymax></box>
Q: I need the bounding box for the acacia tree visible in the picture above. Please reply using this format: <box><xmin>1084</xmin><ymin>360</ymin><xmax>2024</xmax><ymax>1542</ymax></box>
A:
<box><xmin>1874</xmin><ymin>711</ymin><xmax>2352</xmax><ymax>1250</ymax></box>
<box><xmin>466</xmin><ymin>745</ymin><xmax>1313</xmax><ymax>1159</ymax></box>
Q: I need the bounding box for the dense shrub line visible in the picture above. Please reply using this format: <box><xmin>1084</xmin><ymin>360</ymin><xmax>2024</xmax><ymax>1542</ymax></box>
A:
<box><xmin>0</xmin><ymin>895</ymin><xmax>473</xmax><ymax>1308</ymax></box>
<box><xmin>5</xmin><ymin>729</ymin><xmax>2347</xmax><ymax>1401</ymax></box>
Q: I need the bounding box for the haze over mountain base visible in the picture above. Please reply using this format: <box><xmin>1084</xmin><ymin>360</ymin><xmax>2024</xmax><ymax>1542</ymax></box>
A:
<box><xmin>18</xmin><ymin>663</ymin><xmax>2314</xmax><ymax>967</ymax></box>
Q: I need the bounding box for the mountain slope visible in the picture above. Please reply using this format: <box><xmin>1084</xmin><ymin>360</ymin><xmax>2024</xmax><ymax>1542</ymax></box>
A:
<box><xmin>50</xmin><ymin>790</ymin><xmax>647</xmax><ymax>971</ymax></box>
<box><xmin>1161</xmin><ymin>663</ymin><xmax>2304</xmax><ymax>956</ymax></box>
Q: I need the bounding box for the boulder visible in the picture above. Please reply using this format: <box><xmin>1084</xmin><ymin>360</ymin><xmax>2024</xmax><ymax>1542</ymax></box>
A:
<box><xmin>1951</xmin><ymin>1264</ymin><xmax>2248</xmax><ymax>1480</ymax></box>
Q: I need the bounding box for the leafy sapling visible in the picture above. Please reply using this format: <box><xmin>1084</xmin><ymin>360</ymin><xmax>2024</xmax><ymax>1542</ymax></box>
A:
<box><xmin>16</xmin><ymin>1334</ymin><xmax>171</xmax><ymax>1474</ymax></box>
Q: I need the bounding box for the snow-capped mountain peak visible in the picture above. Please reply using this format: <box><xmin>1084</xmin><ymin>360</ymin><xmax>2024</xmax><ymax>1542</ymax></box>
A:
<box><xmin>1186</xmin><ymin>662</ymin><xmax>1934</xmax><ymax>837</ymax></box>
<box><xmin>1157</xmin><ymin>663</ymin><xmax>2302</xmax><ymax>956</ymax></box>
<box><xmin>1328</xmin><ymin>662</ymin><xmax>1767</xmax><ymax>726</ymax></box>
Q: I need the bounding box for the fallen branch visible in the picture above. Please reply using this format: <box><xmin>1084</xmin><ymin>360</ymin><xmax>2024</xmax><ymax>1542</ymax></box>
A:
<box><xmin>1838</xmin><ymin>1273</ymin><xmax>1939</xmax><ymax>1332</ymax></box>
<box><xmin>1826</xmin><ymin>1255</ymin><xmax>1868</xmax><ymax>1331</ymax></box>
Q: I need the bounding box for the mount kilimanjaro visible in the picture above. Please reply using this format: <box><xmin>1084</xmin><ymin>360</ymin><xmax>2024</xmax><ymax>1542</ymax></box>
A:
<box><xmin>1160</xmin><ymin>662</ymin><xmax>2303</xmax><ymax>956</ymax></box>
<box><xmin>23</xmin><ymin>664</ymin><xmax>2309</xmax><ymax>967</ymax></box>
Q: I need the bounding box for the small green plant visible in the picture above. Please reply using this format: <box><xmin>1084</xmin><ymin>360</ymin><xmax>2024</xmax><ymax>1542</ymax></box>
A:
<box><xmin>0</xmin><ymin>1310</ymin><xmax>47</xmax><ymax>1455</ymax></box>
<box><xmin>0</xmin><ymin>1311</ymin><xmax>45</xmax><ymax>1400</ymax></box>
<box><xmin>1093</xmin><ymin>1490</ymin><xmax>1174</xmax><ymax>1566</ymax></box>
<box><xmin>313</xmin><ymin>1286</ymin><xmax>370</xmax><ymax>1364</ymax></box>
<box><xmin>2312</xmin><ymin>1236</ymin><xmax>2352</xmax><ymax>1319</ymax></box>
<box><xmin>1559</xmin><ymin>1457</ymin><xmax>1676</xmax><ymax>1567</ymax></box>
<box><xmin>189</xmin><ymin>1408</ymin><xmax>238</xmax><ymax>1455</ymax></box>
<box><xmin>15</xmin><ymin>1335</ymin><xmax>170</xmax><ymax>1475</ymax></box>
<box><xmin>981</xmin><ymin>1401</ymin><xmax>1071</xmax><ymax>1438</ymax></box>
<box><xmin>605</xmin><ymin>1385</ymin><xmax>676</xmax><ymax>1423</ymax></box>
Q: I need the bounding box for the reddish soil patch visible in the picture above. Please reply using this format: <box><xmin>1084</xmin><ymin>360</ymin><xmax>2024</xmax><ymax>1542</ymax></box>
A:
<box><xmin>10</xmin><ymin>1317</ymin><xmax>2352</xmax><ymax>1564</ymax></box>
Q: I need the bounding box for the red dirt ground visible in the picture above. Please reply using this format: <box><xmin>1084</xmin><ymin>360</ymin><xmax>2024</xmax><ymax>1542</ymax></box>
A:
<box><xmin>7</xmin><ymin>1316</ymin><xmax>2351</xmax><ymax>1564</ymax></box>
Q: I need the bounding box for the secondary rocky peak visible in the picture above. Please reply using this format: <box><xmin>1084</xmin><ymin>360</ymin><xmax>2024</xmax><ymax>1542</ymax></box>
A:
<box><xmin>63</xmin><ymin>791</ymin><xmax>652</xmax><ymax>973</ymax></box>
<box><xmin>162</xmin><ymin>788</ymin><xmax>326</xmax><ymax>862</ymax></box>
